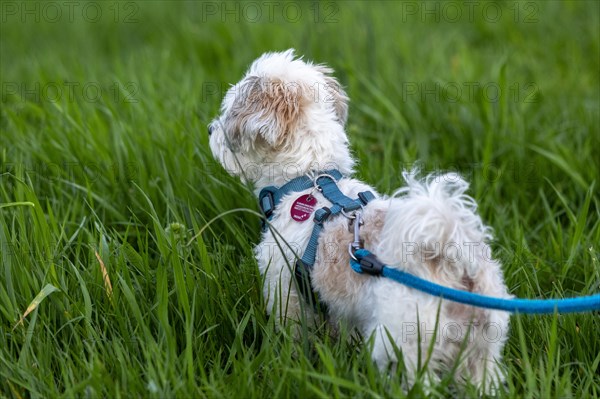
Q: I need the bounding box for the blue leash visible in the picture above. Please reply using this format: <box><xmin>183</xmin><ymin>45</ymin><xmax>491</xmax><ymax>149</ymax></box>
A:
<box><xmin>351</xmin><ymin>249</ymin><xmax>600</xmax><ymax>314</ymax></box>
<box><xmin>258</xmin><ymin>170</ymin><xmax>600</xmax><ymax>315</ymax></box>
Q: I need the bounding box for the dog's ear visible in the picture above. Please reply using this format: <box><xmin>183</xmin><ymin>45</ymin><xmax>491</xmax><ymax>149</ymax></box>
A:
<box><xmin>224</xmin><ymin>76</ymin><xmax>304</xmax><ymax>150</ymax></box>
<box><xmin>317</xmin><ymin>66</ymin><xmax>349</xmax><ymax>125</ymax></box>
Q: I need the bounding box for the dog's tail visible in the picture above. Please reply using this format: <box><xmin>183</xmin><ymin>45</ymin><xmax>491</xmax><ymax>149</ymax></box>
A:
<box><xmin>375</xmin><ymin>170</ymin><xmax>494</xmax><ymax>283</ymax></box>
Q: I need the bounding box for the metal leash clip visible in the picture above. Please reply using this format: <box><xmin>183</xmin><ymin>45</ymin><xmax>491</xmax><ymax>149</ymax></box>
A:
<box><xmin>348</xmin><ymin>211</ymin><xmax>363</xmax><ymax>261</ymax></box>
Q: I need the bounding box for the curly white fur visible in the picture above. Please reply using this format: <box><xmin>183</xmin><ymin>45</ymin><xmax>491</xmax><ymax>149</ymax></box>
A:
<box><xmin>209</xmin><ymin>49</ymin><xmax>510</xmax><ymax>393</ymax></box>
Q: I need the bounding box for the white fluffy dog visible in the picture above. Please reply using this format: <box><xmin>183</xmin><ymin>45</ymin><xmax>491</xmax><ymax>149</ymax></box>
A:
<box><xmin>209</xmin><ymin>49</ymin><xmax>510</xmax><ymax>392</ymax></box>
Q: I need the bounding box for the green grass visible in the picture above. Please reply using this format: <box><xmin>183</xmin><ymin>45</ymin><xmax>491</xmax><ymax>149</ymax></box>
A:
<box><xmin>1</xmin><ymin>1</ymin><xmax>599</xmax><ymax>397</ymax></box>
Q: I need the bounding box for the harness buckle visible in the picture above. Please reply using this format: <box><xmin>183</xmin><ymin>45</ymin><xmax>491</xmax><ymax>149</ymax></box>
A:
<box><xmin>259</xmin><ymin>190</ymin><xmax>275</xmax><ymax>219</ymax></box>
<box><xmin>358</xmin><ymin>191</ymin><xmax>376</xmax><ymax>205</ymax></box>
<box><xmin>314</xmin><ymin>207</ymin><xmax>331</xmax><ymax>224</ymax></box>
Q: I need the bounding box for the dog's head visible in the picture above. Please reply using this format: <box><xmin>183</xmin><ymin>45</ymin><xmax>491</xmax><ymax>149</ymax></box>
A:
<box><xmin>209</xmin><ymin>49</ymin><xmax>354</xmax><ymax>188</ymax></box>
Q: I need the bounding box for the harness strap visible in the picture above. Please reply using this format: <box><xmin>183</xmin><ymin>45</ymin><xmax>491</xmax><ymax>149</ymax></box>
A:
<box><xmin>298</xmin><ymin>207</ymin><xmax>331</xmax><ymax>268</ymax></box>
<box><xmin>294</xmin><ymin>188</ymin><xmax>374</xmax><ymax>312</ymax></box>
<box><xmin>298</xmin><ymin>190</ymin><xmax>374</xmax><ymax>269</ymax></box>
<box><xmin>258</xmin><ymin>170</ymin><xmax>376</xmax><ymax>313</ymax></box>
<box><xmin>316</xmin><ymin>175</ymin><xmax>362</xmax><ymax>211</ymax></box>
<box><xmin>258</xmin><ymin>170</ymin><xmax>343</xmax><ymax>224</ymax></box>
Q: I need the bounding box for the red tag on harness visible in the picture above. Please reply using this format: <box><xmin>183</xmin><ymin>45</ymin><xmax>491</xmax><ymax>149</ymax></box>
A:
<box><xmin>290</xmin><ymin>194</ymin><xmax>317</xmax><ymax>222</ymax></box>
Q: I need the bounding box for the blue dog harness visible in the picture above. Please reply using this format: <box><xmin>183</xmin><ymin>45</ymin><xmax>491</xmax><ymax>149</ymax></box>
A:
<box><xmin>259</xmin><ymin>171</ymin><xmax>600</xmax><ymax>314</ymax></box>
<box><xmin>259</xmin><ymin>170</ymin><xmax>375</xmax><ymax>311</ymax></box>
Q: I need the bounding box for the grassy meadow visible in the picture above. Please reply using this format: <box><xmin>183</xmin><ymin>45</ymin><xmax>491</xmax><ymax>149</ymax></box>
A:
<box><xmin>1</xmin><ymin>1</ymin><xmax>599</xmax><ymax>397</ymax></box>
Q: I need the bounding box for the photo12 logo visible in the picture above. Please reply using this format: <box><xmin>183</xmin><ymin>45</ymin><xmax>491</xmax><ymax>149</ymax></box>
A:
<box><xmin>201</xmin><ymin>81</ymin><xmax>344</xmax><ymax>104</ymax></box>
<box><xmin>2</xmin><ymin>81</ymin><xmax>139</xmax><ymax>104</ymax></box>
<box><xmin>198</xmin><ymin>1</ymin><xmax>339</xmax><ymax>23</ymax></box>
<box><xmin>1</xmin><ymin>1</ymin><xmax>139</xmax><ymax>23</ymax></box>
<box><xmin>401</xmin><ymin>81</ymin><xmax>540</xmax><ymax>103</ymax></box>
<box><xmin>400</xmin><ymin>1</ymin><xmax>539</xmax><ymax>23</ymax></box>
